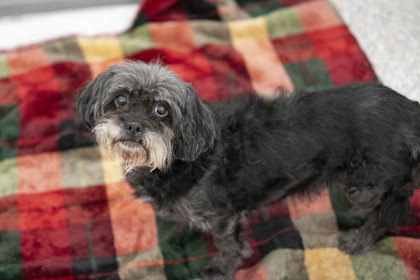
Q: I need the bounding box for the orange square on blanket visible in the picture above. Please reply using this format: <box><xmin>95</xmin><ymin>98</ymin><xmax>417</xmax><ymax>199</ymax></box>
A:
<box><xmin>105</xmin><ymin>181</ymin><xmax>134</xmax><ymax>200</ymax></box>
<box><xmin>17</xmin><ymin>152</ymin><xmax>63</xmax><ymax>193</ymax></box>
<box><xmin>149</xmin><ymin>21</ymin><xmax>196</xmax><ymax>53</ymax></box>
<box><xmin>109</xmin><ymin>197</ymin><xmax>158</xmax><ymax>255</ymax></box>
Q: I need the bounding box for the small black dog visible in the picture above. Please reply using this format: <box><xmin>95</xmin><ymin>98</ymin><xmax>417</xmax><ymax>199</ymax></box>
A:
<box><xmin>77</xmin><ymin>61</ymin><xmax>420</xmax><ymax>280</ymax></box>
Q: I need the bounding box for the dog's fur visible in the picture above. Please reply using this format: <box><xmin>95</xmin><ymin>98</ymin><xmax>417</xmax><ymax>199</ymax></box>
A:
<box><xmin>77</xmin><ymin>61</ymin><xmax>420</xmax><ymax>280</ymax></box>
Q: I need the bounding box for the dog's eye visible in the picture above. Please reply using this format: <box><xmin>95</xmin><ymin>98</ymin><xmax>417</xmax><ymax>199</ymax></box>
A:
<box><xmin>155</xmin><ymin>104</ymin><xmax>168</xmax><ymax>117</ymax></box>
<box><xmin>115</xmin><ymin>95</ymin><xmax>128</xmax><ymax>107</ymax></box>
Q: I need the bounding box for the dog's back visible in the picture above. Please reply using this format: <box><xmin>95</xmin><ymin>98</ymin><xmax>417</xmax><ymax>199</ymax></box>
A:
<box><xmin>210</xmin><ymin>83</ymin><xmax>420</xmax><ymax>232</ymax></box>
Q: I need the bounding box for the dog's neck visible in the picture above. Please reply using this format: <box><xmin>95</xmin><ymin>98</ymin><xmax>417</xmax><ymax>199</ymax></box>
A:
<box><xmin>125</xmin><ymin>149</ymin><xmax>217</xmax><ymax>208</ymax></box>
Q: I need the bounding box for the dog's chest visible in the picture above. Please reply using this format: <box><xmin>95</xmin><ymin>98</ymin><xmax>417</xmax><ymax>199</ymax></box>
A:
<box><xmin>127</xmin><ymin>174</ymin><xmax>213</xmax><ymax>230</ymax></box>
<box><xmin>150</xmin><ymin>194</ymin><xmax>214</xmax><ymax>231</ymax></box>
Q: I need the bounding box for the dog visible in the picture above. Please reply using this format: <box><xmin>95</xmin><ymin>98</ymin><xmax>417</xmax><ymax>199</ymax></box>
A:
<box><xmin>76</xmin><ymin>61</ymin><xmax>420</xmax><ymax>280</ymax></box>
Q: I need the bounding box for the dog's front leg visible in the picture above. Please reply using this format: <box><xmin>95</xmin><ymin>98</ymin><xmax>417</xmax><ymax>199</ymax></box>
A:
<box><xmin>202</xmin><ymin>216</ymin><xmax>252</xmax><ymax>280</ymax></box>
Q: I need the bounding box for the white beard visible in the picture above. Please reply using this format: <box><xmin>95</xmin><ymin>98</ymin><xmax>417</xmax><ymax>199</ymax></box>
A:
<box><xmin>93</xmin><ymin>118</ymin><xmax>173</xmax><ymax>172</ymax></box>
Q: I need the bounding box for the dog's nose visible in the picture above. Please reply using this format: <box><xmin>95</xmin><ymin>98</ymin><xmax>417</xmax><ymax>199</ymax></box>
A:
<box><xmin>125</xmin><ymin>122</ymin><xmax>143</xmax><ymax>137</ymax></box>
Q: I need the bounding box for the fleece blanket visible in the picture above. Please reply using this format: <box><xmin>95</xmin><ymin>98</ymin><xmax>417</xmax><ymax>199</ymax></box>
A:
<box><xmin>0</xmin><ymin>0</ymin><xmax>419</xmax><ymax>279</ymax></box>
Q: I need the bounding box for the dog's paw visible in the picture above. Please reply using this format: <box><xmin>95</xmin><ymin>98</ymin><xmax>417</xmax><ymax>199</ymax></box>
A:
<box><xmin>338</xmin><ymin>229</ymin><xmax>371</xmax><ymax>255</ymax></box>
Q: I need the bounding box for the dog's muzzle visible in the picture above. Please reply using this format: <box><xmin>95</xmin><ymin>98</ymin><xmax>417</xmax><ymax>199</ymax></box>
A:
<box><xmin>93</xmin><ymin>118</ymin><xmax>173</xmax><ymax>172</ymax></box>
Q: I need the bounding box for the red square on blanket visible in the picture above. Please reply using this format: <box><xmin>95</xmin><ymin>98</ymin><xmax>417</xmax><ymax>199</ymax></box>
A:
<box><xmin>67</xmin><ymin>220</ymin><xmax>117</xmax><ymax>259</ymax></box>
<box><xmin>18</xmin><ymin>190</ymin><xmax>65</xmax><ymax>211</ymax></box>
<box><xmin>67</xmin><ymin>223</ymin><xmax>90</xmax><ymax>259</ymax></box>
<box><xmin>142</xmin><ymin>0</ymin><xmax>189</xmax><ymax>22</ymax></box>
<box><xmin>12</xmin><ymin>64</ymin><xmax>60</xmax><ymax>155</ymax></box>
<box><xmin>322</xmin><ymin>51</ymin><xmax>377</xmax><ymax>85</ymax></box>
<box><xmin>17</xmin><ymin>84</ymin><xmax>60</xmax><ymax>139</ymax></box>
<box><xmin>64</xmin><ymin>185</ymin><xmax>108</xmax><ymax>206</ymax></box>
<box><xmin>20</xmin><ymin>226</ymin><xmax>71</xmax><ymax>261</ymax></box>
<box><xmin>272</xmin><ymin>33</ymin><xmax>318</xmax><ymax>64</ymax></box>
<box><xmin>200</xmin><ymin>44</ymin><xmax>254</xmax><ymax>98</ymax></box>
<box><xmin>394</xmin><ymin>237</ymin><xmax>420</xmax><ymax>279</ymax></box>
<box><xmin>52</xmin><ymin>62</ymin><xmax>93</xmax><ymax>121</ymax></box>
<box><xmin>18</xmin><ymin>190</ymin><xmax>66</xmax><ymax>230</ymax></box>
<box><xmin>20</xmin><ymin>227</ymin><xmax>72</xmax><ymax>279</ymax></box>
<box><xmin>65</xmin><ymin>200</ymin><xmax>111</xmax><ymax>225</ymax></box>
<box><xmin>167</xmin><ymin>50</ymin><xmax>218</xmax><ymax>101</ymax></box>
<box><xmin>308</xmin><ymin>25</ymin><xmax>376</xmax><ymax>85</ymax></box>
<box><xmin>89</xmin><ymin>220</ymin><xmax>117</xmax><ymax>257</ymax></box>
<box><xmin>308</xmin><ymin>26</ymin><xmax>359</xmax><ymax>57</ymax></box>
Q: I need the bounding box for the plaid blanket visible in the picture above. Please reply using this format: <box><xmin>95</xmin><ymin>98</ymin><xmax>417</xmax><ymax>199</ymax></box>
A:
<box><xmin>1</xmin><ymin>0</ymin><xmax>419</xmax><ymax>279</ymax></box>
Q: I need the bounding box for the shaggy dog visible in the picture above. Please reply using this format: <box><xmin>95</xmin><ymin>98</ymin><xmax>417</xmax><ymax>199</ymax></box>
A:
<box><xmin>76</xmin><ymin>61</ymin><xmax>420</xmax><ymax>280</ymax></box>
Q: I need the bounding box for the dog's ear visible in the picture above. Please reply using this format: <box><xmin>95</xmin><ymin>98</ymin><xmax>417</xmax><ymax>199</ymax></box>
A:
<box><xmin>75</xmin><ymin>71</ymin><xmax>114</xmax><ymax>130</ymax></box>
<box><xmin>174</xmin><ymin>84</ymin><xmax>218</xmax><ymax>161</ymax></box>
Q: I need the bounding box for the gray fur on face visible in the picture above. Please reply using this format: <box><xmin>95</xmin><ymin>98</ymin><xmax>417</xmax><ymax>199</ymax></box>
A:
<box><xmin>76</xmin><ymin>61</ymin><xmax>218</xmax><ymax>169</ymax></box>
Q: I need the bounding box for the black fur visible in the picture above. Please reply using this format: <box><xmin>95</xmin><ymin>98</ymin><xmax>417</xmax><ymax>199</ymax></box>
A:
<box><xmin>77</xmin><ymin>62</ymin><xmax>420</xmax><ymax>280</ymax></box>
<box><xmin>173</xmin><ymin>84</ymin><xmax>218</xmax><ymax>161</ymax></box>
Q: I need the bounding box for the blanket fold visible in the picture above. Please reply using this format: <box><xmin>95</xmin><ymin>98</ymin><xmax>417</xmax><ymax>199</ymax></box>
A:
<box><xmin>0</xmin><ymin>0</ymin><xmax>418</xmax><ymax>279</ymax></box>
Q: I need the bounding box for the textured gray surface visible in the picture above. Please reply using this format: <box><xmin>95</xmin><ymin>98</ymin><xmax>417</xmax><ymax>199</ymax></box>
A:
<box><xmin>0</xmin><ymin>0</ymin><xmax>139</xmax><ymax>17</ymax></box>
<box><xmin>329</xmin><ymin>0</ymin><xmax>420</xmax><ymax>100</ymax></box>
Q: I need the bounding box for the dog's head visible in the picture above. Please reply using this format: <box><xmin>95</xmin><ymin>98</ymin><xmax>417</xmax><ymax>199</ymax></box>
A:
<box><xmin>76</xmin><ymin>61</ymin><xmax>217</xmax><ymax>172</ymax></box>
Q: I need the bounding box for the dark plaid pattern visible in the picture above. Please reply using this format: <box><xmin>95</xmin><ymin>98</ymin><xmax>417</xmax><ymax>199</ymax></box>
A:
<box><xmin>1</xmin><ymin>0</ymin><xmax>419</xmax><ymax>279</ymax></box>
